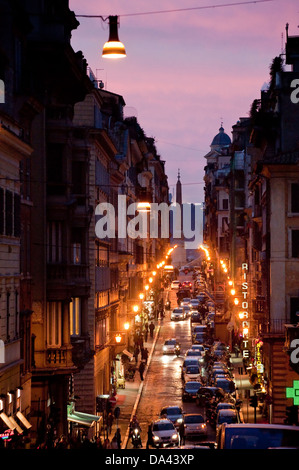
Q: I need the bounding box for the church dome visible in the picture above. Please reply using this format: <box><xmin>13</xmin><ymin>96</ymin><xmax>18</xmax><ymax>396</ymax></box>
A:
<box><xmin>211</xmin><ymin>126</ymin><xmax>231</xmax><ymax>149</ymax></box>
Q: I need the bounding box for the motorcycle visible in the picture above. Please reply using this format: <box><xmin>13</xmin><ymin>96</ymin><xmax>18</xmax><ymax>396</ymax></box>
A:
<box><xmin>175</xmin><ymin>345</ymin><xmax>181</xmax><ymax>357</ymax></box>
<box><xmin>130</xmin><ymin>427</ymin><xmax>142</xmax><ymax>448</ymax></box>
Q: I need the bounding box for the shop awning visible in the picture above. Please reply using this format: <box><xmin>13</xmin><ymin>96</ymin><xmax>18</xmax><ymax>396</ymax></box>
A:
<box><xmin>67</xmin><ymin>410</ymin><xmax>102</xmax><ymax>428</ymax></box>
<box><xmin>122</xmin><ymin>349</ymin><xmax>133</xmax><ymax>359</ymax></box>
<box><xmin>16</xmin><ymin>411</ymin><xmax>32</xmax><ymax>430</ymax></box>
<box><xmin>0</xmin><ymin>412</ymin><xmax>16</xmax><ymax>431</ymax></box>
<box><xmin>8</xmin><ymin>416</ymin><xmax>23</xmax><ymax>434</ymax></box>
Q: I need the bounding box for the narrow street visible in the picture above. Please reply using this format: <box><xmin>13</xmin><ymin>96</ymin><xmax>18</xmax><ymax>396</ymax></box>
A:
<box><xmin>127</xmin><ymin>274</ymin><xmax>216</xmax><ymax>449</ymax></box>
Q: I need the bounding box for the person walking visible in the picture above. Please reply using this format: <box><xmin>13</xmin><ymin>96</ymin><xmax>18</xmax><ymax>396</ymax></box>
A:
<box><xmin>142</xmin><ymin>347</ymin><xmax>149</xmax><ymax>364</ymax></box>
<box><xmin>138</xmin><ymin>360</ymin><xmax>146</xmax><ymax>381</ymax></box>
<box><xmin>144</xmin><ymin>322</ymin><xmax>149</xmax><ymax>342</ymax></box>
<box><xmin>178</xmin><ymin>420</ymin><xmax>185</xmax><ymax>446</ymax></box>
<box><xmin>133</xmin><ymin>345</ymin><xmax>140</xmax><ymax>364</ymax></box>
<box><xmin>149</xmin><ymin>321</ymin><xmax>155</xmax><ymax>339</ymax></box>
<box><xmin>115</xmin><ymin>428</ymin><xmax>122</xmax><ymax>449</ymax></box>
<box><xmin>146</xmin><ymin>424</ymin><xmax>153</xmax><ymax>449</ymax></box>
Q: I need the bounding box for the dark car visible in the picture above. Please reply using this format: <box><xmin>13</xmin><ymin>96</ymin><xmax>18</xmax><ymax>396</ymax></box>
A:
<box><xmin>190</xmin><ymin>311</ymin><xmax>201</xmax><ymax>323</ymax></box>
<box><xmin>215</xmin><ymin>378</ymin><xmax>235</xmax><ymax>394</ymax></box>
<box><xmin>196</xmin><ymin>386</ymin><xmax>225</xmax><ymax>406</ymax></box>
<box><xmin>160</xmin><ymin>406</ymin><xmax>184</xmax><ymax>427</ymax></box>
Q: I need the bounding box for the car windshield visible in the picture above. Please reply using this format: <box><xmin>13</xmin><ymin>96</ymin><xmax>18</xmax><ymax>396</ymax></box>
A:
<box><xmin>173</xmin><ymin>309</ymin><xmax>183</xmax><ymax>313</ymax></box>
<box><xmin>218</xmin><ymin>414</ymin><xmax>238</xmax><ymax>424</ymax></box>
<box><xmin>165</xmin><ymin>340</ymin><xmax>176</xmax><ymax>345</ymax></box>
<box><xmin>153</xmin><ymin>423</ymin><xmax>174</xmax><ymax>431</ymax></box>
<box><xmin>186</xmin><ymin>367</ymin><xmax>199</xmax><ymax>373</ymax></box>
<box><xmin>187</xmin><ymin>350</ymin><xmax>201</xmax><ymax>356</ymax></box>
<box><xmin>224</xmin><ymin>428</ymin><xmax>299</xmax><ymax>449</ymax></box>
<box><xmin>164</xmin><ymin>408</ymin><xmax>181</xmax><ymax>415</ymax></box>
<box><xmin>184</xmin><ymin>415</ymin><xmax>204</xmax><ymax>424</ymax></box>
<box><xmin>185</xmin><ymin>383</ymin><xmax>201</xmax><ymax>390</ymax></box>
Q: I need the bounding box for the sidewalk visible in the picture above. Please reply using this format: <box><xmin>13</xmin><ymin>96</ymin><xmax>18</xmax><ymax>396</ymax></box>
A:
<box><xmin>109</xmin><ymin>318</ymin><xmax>161</xmax><ymax>449</ymax></box>
<box><xmin>231</xmin><ymin>354</ymin><xmax>268</xmax><ymax>424</ymax></box>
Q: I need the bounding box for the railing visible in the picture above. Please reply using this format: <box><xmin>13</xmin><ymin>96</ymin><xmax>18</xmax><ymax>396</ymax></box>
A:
<box><xmin>46</xmin><ymin>349</ymin><xmax>66</xmax><ymax>364</ymax></box>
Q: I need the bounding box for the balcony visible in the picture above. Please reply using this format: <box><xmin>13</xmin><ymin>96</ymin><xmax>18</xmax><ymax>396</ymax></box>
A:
<box><xmin>47</xmin><ymin>263</ymin><xmax>90</xmax><ymax>298</ymax></box>
<box><xmin>261</xmin><ymin>319</ymin><xmax>286</xmax><ymax>339</ymax></box>
<box><xmin>71</xmin><ymin>335</ymin><xmax>94</xmax><ymax>370</ymax></box>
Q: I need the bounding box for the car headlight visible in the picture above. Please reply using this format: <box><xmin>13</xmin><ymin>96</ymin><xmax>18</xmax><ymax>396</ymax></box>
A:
<box><xmin>172</xmin><ymin>433</ymin><xmax>178</xmax><ymax>440</ymax></box>
<box><xmin>176</xmin><ymin>418</ymin><xmax>183</xmax><ymax>424</ymax></box>
<box><xmin>153</xmin><ymin>435</ymin><xmax>160</xmax><ymax>442</ymax></box>
<box><xmin>163</xmin><ymin>346</ymin><xmax>167</xmax><ymax>351</ymax></box>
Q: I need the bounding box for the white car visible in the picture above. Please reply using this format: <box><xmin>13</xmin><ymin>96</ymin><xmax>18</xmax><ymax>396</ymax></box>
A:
<box><xmin>171</xmin><ymin>308</ymin><xmax>186</xmax><ymax>321</ymax></box>
<box><xmin>171</xmin><ymin>280</ymin><xmax>180</xmax><ymax>289</ymax></box>
<box><xmin>184</xmin><ymin>414</ymin><xmax>207</xmax><ymax>438</ymax></box>
<box><xmin>183</xmin><ymin>364</ymin><xmax>201</xmax><ymax>382</ymax></box>
<box><xmin>163</xmin><ymin>339</ymin><xmax>180</xmax><ymax>355</ymax></box>
<box><xmin>190</xmin><ymin>344</ymin><xmax>205</xmax><ymax>355</ymax></box>
<box><xmin>150</xmin><ymin>419</ymin><xmax>179</xmax><ymax>448</ymax></box>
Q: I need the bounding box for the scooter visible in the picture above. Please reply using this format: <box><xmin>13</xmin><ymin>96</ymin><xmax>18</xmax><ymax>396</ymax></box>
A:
<box><xmin>131</xmin><ymin>427</ymin><xmax>142</xmax><ymax>448</ymax></box>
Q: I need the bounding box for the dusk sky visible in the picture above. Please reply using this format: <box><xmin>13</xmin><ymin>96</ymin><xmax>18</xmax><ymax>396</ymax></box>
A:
<box><xmin>69</xmin><ymin>0</ymin><xmax>299</xmax><ymax>203</ymax></box>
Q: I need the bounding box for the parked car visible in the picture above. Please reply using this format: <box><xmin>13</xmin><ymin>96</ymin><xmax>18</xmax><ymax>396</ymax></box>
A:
<box><xmin>215</xmin><ymin>402</ymin><xmax>236</xmax><ymax>414</ymax></box>
<box><xmin>215</xmin><ymin>378</ymin><xmax>235</xmax><ymax>394</ymax></box>
<box><xmin>163</xmin><ymin>339</ymin><xmax>181</xmax><ymax>355</ymax></box>
<box><xmin>160</xmin><ymin>406</ymin><xmax>184</xmax><ymax>427</ymax></box>
<box><xmin>183</xmin><ymin>365</ymin><xmax>201</xmax><ymax>382</ymax></box>
<box><xmin>189</xmin><ymin>299</ymin><xmax>200</xmax><ymax>309</ymax></box>
<box><xmin>150</xmin><ymin>419</ymin><xmax>179</xmax><ymax>448</ymax></box>
<box><xmin>190</xmin><ymin>311</ymin><xmax>202</xmax><ymax>323</ymax></box>
<box><xmin>190</xmin><ymin>344</ymin><xmax>205</xmax><ymax>355</ymax></box>
<box><xmin>216</xmin><ymin>410</ymin><xmax>241</xmax><ymax>440</ymax></box>
<box><xmin>181</xmin><ymin>358</ymin><xmax>201</xmax><ymax>378</ymax></box>
<box><xmin>193</xmin><ymin>333</ymin><xmax>207</xmax><ymax>345</ymax></box>
<box><xmin>196</xmin><ymin>387</ymin><xmax>225</xmax><ymax>406</ymax></box>
<box><xmin>182</xmin><ymin>381</ymin><xmax>202</xmax><ymax>401</ymax></box>
<box><xmin>184</xmin><ymin>414</ymin><xmax>207</xmax><ymax>439</ymax></box>
<box><xmin>171</xmin><ymin>308</ymin><xmax>186</xmax><ymax>321</ymax></box>
<box><xmin>171</xmin><ymin>280</ymin><xmax>181</xmax><ymax>289</ymax></box>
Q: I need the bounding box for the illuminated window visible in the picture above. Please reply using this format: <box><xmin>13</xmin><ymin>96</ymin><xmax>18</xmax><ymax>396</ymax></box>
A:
<box><xmin>69</xmin><ymin>297</ymin><xmax>81</xmax><ymax>336</ymax></box>
<box><xmin>47</xmin><ymin>302</ymin><xmax>62</xmax><ymax>347</ymax></box>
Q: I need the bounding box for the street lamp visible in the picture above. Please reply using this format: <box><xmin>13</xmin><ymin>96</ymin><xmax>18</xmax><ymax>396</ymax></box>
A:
<box><xmin>102</xmin><ymin>16</ymin><xmax>126</xmax><ymax>59</ymax></box>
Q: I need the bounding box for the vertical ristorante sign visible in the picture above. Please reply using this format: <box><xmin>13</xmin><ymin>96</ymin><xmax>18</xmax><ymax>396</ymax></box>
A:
<box><xmin>241</xmin><ymin>263</ymin><xmax>250</xmax><ymax>359</ymax></box>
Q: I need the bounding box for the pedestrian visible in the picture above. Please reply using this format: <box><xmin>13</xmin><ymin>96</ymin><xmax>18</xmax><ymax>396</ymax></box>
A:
<box><xmin>111</xmin><ymin>436</ymin><xmax>118</xmax><ymax>449</ymax></box>
<box><xmin>107</xmin><ymin>412</ymin><xmax>114</xmax><ymax>435</ymax></box>
<box><xmin>178</xmin><ymin>421</ymin><xmax>185</xmax><ymax>446</ymax></box>
<box><xmin>138</xmin><ymin>360</ymin><xmax>146</xmax><ymax>381</ymax></box>
<box><xmin>149</xmin><ymin>321</ymin><xmax>155</xmax><ymax>338</ymax></box>
<box><xmin>115</xmin><ymin>428</ymin><xmax>122</xmax><ymax>449</ymax></box>
<box><xmin>146</xmin><ymin>424</ymin><xmax>153</xmax><ymax>449</ymax></box>
<box><xmin>144</xmin><ymin>323</ymin><xmax>149</xmax><ymax>342</ymax></box>
<box><xmin>103</xmin><ymin>438</ymin><xmax>111</xmax><ymax>449</ymax></box>
<box><xmin>142</xmin><ymin>347</ymin><xmax>149</xmax><ymax>364</ymax></box>
<box><xmin>134</xmin><ymin>345</ymin><xmax>140</xmax><ymax>364</ymax></box>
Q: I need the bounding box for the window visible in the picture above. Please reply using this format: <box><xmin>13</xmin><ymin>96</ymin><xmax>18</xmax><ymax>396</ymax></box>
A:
<box><xmin>5</xmin><ymin>190</ymin><xmax>13</xmax><ymax>236</ymax></box>
<box><xmin>290</xmin><ymin>298</ymin><xmax>299</xmax><ymax>324</ymax></box>
<box><xmin>222</xmin><ymin>199</ymin><xmax>229</xmax><ymax>210</ymax></box>
<box><xmin>47</xmin><ymin>221</ymin><xmax>62</xmax><ymax>263</ymax></box>
<box><xmin>47</xmin><ymin>302</ymin><xmax>62</xmax><ymax>347</ymax></box>
<box><xmin>291</xmin><ymin>183</ymin><xmax>299</xmax><ymax>213</ymax></box>
<box><xmin>69</xmin><ymin>297</ymin><xmax>81</xmax><ymax>336</ymax></box>
<box><xmin>6</xmin><ymin>292</ymin><xmax>10</xmax><ymax>340</ymax></box>
<box><xmin>0</xmin><ymin>187</ymin><xmax>4</xmax><ymax>234</ymax></box>
<box><xmin>291</xmin><ymin>230</ymin><xmax>299</xmax><ymax>258</ymax></box>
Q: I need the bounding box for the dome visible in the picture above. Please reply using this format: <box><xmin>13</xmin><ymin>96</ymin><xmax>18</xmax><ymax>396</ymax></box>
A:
<box><xmin>211</xmin><ymin>126</ymin><xmax>231</xmax><ymax>149</ymax></box>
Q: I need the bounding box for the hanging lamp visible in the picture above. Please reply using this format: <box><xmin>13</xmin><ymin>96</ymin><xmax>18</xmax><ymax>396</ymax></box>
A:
<box><xmin>102</xmin><ymin>16</ymin><xmax>126</xmax><ymax>59</ymax></box>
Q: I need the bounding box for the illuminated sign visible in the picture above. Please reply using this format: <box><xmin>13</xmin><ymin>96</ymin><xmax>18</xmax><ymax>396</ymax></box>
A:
<box><xmin>241</xmin><ymin>263</ymin><xmax>250</xmax><ymax>358</ymax></box>
<box><xmin>255</xmin><ymin>340</ymin><xmax>264</xmax><ymax>375</ymax></box>
<box><xmin>286</xmin><ymin>380</ymin><xmax>299</xmax><ymax>405</ymax></box>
